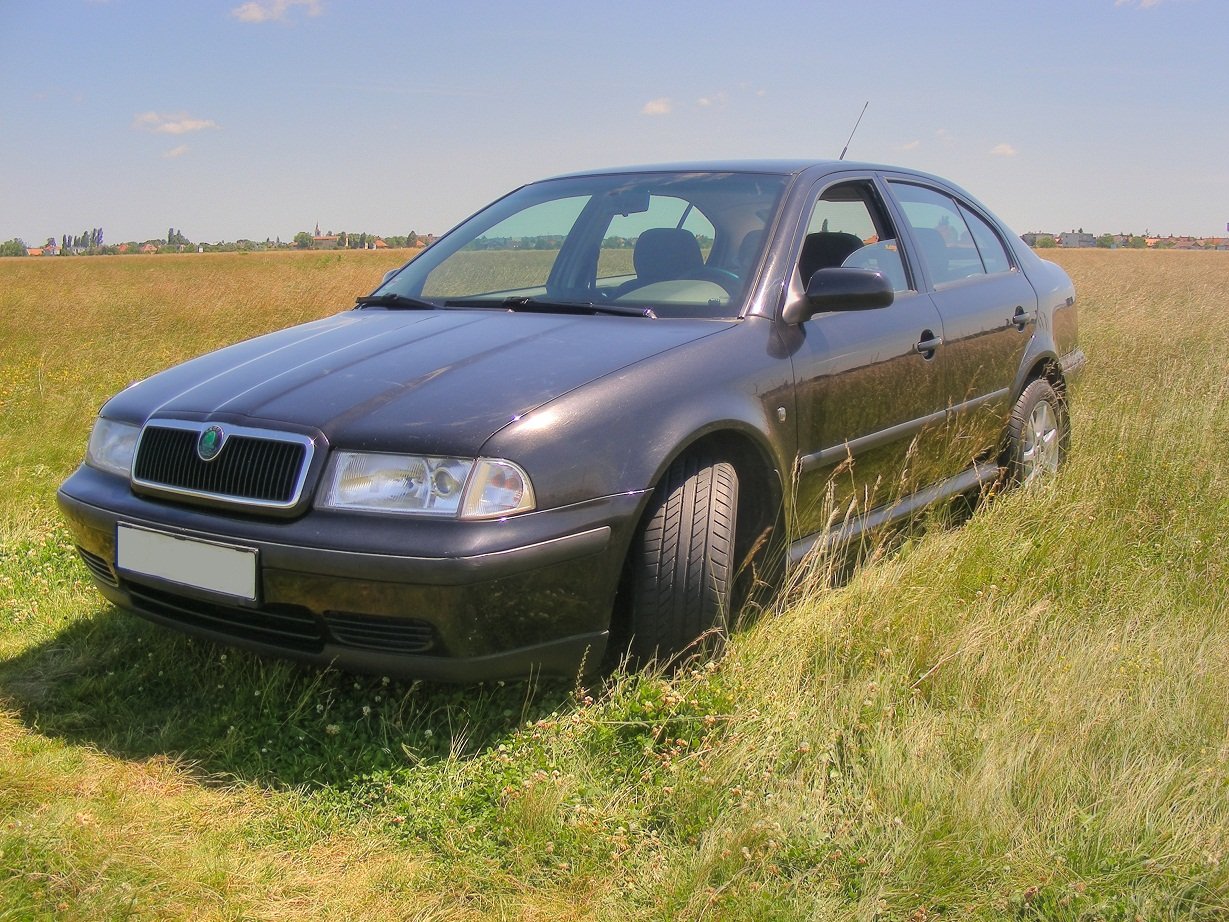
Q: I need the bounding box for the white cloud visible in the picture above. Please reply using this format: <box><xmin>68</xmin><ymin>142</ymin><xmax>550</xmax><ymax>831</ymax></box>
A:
<box><xmin>697</xmin><ymin>92</ymin><xmax>728</xmax><ymax>108</ymax></box>
<box><xmin>231</xmin><ymin>0</ymin><xmax>322</xmax><ymax>23</ymax></box>
<box><xmin>990</xmin><ymin>143</ymin><xmax>1018</xmax><ymax>157</ymax></box>
<box><xmin>902</xmin><ymin>139</ymin><xmax>920</xmax><ymax>151</ymax></box>
<box><xmin>641</xmin><ymin>97</ymin><xmax>672</xmax><ymax>116</ymax></box>
<box><xmin>133</xmin><ymin>112</ymin><xmax>219</xmax><ymax>134</ymax></box>
<box><xmin>164</xmin><ymin>145</ymin><xmax>190</xmax><ymax>158</ymax></box>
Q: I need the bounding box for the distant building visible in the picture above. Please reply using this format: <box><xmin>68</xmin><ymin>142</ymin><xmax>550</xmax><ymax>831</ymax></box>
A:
<box><xmin>312</xmin><ymin>222</ymin><xmax>339</xmax><ymax>250</ymax></box>
<box><xmin>1059</xmin><ymin>232</ymin><xmax>1096</xmax><ymax>248</ymax></box>
<box><xmin>1021</xmin><ymin>232</ymin><xmax>1056</xmax><ymax>247</ymax></box>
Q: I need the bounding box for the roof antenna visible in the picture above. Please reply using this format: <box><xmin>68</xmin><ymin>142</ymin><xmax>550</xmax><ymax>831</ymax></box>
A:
<box><xmin>838</xmin><ymin>101</ymin><xmax>869</xmax><ymax>161</ymax></box>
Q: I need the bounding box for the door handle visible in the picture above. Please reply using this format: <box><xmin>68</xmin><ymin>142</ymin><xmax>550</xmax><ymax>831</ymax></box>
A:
<box><xmin>915</xmin><ymin>330</ymin><xmax>943</xmax><ymax>358</ymax></box>
<box><xmin>1010</xmin><ymin>305</ymin><xmax>1034</xmax><ymax>331</ymax></box>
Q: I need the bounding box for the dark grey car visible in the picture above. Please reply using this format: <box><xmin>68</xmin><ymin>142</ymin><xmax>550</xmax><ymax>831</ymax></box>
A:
<box><xmin>58</xmin><ymin>161</ymin><xmax>1083</xmax><ymax>680</ymax></box>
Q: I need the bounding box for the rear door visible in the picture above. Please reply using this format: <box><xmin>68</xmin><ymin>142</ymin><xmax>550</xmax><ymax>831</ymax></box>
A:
<box><xmin>885</xmin><ymin>179</ymin><xmax>1038</xmax><ymax>468</ymax></box>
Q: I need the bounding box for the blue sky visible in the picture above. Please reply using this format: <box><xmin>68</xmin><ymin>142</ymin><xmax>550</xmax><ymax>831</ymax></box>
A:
<box><xmin>2</xmin><ymin>0</ymin><xmax>1226</xmax><ymax>245</ymax></box>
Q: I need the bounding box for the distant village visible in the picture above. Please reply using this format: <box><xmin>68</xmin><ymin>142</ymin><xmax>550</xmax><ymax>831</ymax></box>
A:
<box><xmin>1021</xmin><ymin>231</ymin><xmax>1229</xmax><ymax>251</ymax></box>
<box><xmin>3</xmin><ymin>226</ymin><xmax>1227</xmax><ymax>258</ymax></box>
<box><xmin>0</xmin><ymin>225</ymin><xmax>436</xmax><ymax>258</ymax></box>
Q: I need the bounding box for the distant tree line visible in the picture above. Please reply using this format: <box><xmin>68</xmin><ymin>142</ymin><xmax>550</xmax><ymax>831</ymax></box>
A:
<box><xmin>1</xmin><ymin>221</ymin><xmax>442</xmax><ymax>257</ymax></box>
<box><xmin>292</xmin><ymin>229</ymin><xmax>426</xmax><ymax>250</ymax></box>
<box><xmin>1032</xmin><ymin>234</ymin><xmax>1176</xmax><ymax>250</ymax></box>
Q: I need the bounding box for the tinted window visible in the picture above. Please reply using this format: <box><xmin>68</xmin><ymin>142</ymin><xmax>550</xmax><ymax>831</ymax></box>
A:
<box><xmin>802</xmin><ymin>182</ymin><xmax>910</xmax><ymax>292</ymax></box>
<box><xmin>599</xmin><ymin>195</ymin><xmax>716</xmax><ymax>282</ymax></box>
<box><xmin>959</xmin><ymin>203</ymin><xmax>1012</xmax><ymax>274</ymax></box>
<box><xmin>422</xmin><ymin>196</ymin><xmax>588</xmax><ymax>298</ymax></box>
<box><xmin>889</xmin><ymin>182</ymin><xmax>984</xmax><ymax>285</ymax></box>
<box><xmin>391</xmin><ymin>171</ymin><xmax>788</xmax><ymax>318</ymax></box>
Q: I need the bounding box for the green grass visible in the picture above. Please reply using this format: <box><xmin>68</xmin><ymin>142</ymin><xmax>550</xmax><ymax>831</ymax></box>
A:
<box><xmin>1</xmin><ymin>249</ymin><xmax>1227</xmax><ymax>919</ymax></box>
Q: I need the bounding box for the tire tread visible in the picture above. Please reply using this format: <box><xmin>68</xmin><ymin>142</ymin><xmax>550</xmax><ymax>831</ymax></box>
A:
<box><xmin>629</xmin><ymin>454</ymin><xmax>737</xmax><ymax>661</ymax></box>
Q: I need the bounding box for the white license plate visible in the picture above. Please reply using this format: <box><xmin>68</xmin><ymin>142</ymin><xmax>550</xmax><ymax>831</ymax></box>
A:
<box><xmin>116</xmin><ymin>525</ymin><xmax>258</xmax><ymax>602</ymax></box>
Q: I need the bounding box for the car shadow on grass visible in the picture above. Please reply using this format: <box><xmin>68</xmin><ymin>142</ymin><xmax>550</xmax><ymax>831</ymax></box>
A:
<box><xmin>0</xmin><ymin>601</ymin><xmax>579</xmax><ymax>790</ymax></box>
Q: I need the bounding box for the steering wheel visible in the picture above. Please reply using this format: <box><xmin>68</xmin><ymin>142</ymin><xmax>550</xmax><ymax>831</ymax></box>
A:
<box><xmin>611</xmin><ymin>266</ymin><xmax>741</xmax><ymax>301</ymax></box>
<box><xmin>676</xmin><ymin>267</ymin><xmax>741</xmax><ymax>297</ymax></box>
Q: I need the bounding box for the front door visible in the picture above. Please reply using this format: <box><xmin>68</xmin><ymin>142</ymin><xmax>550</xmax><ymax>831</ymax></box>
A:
<box><xmin>786</xmin><ymin>178</ymin><xmax>951</xmax><ymax>541</ymax></box>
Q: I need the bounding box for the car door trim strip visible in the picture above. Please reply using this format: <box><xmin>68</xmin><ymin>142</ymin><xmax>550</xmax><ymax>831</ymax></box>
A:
<box><xmin>788</xmin><ymin>462</ymin><xmax>998</xmax><ymax>564</ymax></box>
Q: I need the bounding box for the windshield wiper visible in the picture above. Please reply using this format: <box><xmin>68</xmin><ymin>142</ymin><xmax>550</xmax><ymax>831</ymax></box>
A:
<box><xmin>507</xmin><ymin>297</ymin><xmax>657</xmax><ymax>318</ymax></box>
<box><xmin>354</xmin><ymin>292</ymin><xmax>438</xmax><ymax>310</ymax></box>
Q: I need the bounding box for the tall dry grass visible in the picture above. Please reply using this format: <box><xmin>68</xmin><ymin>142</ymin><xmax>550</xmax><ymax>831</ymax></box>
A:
<box><xmin>0</xmin><ymin>249</ymin><xmax>1226</xmax><ymax>919</ymax></box>
<box><xmin>0</xmin><ymin>250</ymin><xmax>404</xmax><ymax>535</ymax></box>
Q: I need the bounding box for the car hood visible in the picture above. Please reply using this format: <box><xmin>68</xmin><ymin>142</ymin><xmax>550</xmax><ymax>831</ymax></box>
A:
<box><xmin>104</xmin><ymin>309</ymin><xmax>732</xmax><ymax>455</ymax></box>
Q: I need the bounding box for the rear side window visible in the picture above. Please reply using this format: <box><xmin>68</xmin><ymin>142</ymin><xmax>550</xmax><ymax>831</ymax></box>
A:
<box><xmin>889</xmin><ymin>182</ymin><xmax>986</xmax><ymax>286</ymax></box>
<box><xmin>958</xmin><ymin>203</ymin><xmax>1012</xmax><ymax>274</ymax></box>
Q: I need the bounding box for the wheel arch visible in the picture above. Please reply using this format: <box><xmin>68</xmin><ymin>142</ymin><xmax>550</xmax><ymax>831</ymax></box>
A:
<box><xmin>606</xmin><ymin>424</ymin><xmax>785</xmax><ymax>658</ymax></box>
<box><xmin>1016</xmin><ymin>352</ymin><xmax>1068</xmax><ymax>402</ymax></box>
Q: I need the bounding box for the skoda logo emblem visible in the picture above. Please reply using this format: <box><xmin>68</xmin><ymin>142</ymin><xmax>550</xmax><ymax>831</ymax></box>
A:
<box><xmin>197</xmin><ymin>425</ymin><xmax>226</xmax><ymax>462</ymax></box>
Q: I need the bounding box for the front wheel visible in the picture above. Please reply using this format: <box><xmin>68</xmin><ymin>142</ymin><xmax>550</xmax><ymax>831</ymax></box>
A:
<box><xmin>627</xmin><ymin>455</ymin><xmax>738</xmax><ymax>664</ymax></box>
<box><xmin>1004</xmin><ymin>379</ymin><xmax>1068</xmax><ymax>485</ymax></box>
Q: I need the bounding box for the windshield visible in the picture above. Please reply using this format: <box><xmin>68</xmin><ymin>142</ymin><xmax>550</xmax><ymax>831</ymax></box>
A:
<box><xmin>378</xmin><ymin>171</ymin><xmax>789</xmax><ymax>319</ymax></box>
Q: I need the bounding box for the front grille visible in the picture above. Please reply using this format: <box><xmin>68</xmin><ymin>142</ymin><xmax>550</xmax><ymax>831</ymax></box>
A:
<box><xmin>132</xmin><ymin>420</ymin><xmax>313</xmax><ymax>508</ymax></box>
<box><xmin>128</xmin><ymin>583</ymin><xmax>325</xmax><ymax>652</ymax></box>
<box><xmin>325</xmin><ymin>612</ymin><xmax>438</xmax><ymax>654</ymax></box>
<box><xmin>77</xmin><ymin>547</ymin><xmax>119</xmax><ymax>587</ymax></box>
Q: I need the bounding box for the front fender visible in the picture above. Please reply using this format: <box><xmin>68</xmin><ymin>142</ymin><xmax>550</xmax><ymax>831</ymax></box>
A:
<box><xmin>480</xmin><ymin>317</ymin><xmax>795</xmax><ymax>512</ymax></box>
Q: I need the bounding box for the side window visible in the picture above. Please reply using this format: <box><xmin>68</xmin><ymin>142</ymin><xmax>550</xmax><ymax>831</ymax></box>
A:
<box><xmin>959</xmin><ymin>203</ymin><xmax>1012</xmax><ymax>274</ymax></box>
<box><xmin>801</xmin><ymin>182</ymin><xmax>909</xmax><ymax>292</ymax></box>
<box><xmin>889</xmin><ymin>182</ymin><xmax>985</xmax><ymax>285</ymax></box>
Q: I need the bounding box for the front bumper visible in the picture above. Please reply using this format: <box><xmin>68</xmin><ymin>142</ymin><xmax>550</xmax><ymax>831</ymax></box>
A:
<box><xmin>57</xmin><ymin>464</ymin><xmax>646</xmax><ymax>681</ymax></box>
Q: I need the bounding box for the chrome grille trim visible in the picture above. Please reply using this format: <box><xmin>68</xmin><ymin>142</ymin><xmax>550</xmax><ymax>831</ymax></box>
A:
<box><xmin>132</xmin><ymin>419</ymin><xmax>316</xmax><ymax>509</ymax></box>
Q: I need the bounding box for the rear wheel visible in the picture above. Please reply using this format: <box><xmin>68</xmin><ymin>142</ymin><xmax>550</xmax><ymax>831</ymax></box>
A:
<box><xmin>1004</xmin><ymin>379</ymin><xmax>1068</xmax><ymax>484</ymax></box>
<box><xmin>627</xmin><ymin>454</ymin><xmax>738</xmax><ymax>664</ymax></box>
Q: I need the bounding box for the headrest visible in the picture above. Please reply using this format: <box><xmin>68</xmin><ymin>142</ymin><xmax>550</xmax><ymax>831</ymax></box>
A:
<box><xmin>799</xmin><ymin>231</ymin><xmax>864</xmax><ymax>286</ymax></box>
<box><xmin>912</xmin><ymin>227</ymin><xmax>950</xmax><ymax>280</ymax></box>
<box><xmin>633</xmin><ymin>228</ymin><xmax>703</xmax><ymax>282</ymax></box>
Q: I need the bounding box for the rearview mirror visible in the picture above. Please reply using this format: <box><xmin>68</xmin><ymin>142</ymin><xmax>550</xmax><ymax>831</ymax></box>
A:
<box><xmin>606</xmin><ymin>189</ymin><xmax>651</xmax><ymax>216</ymax></box>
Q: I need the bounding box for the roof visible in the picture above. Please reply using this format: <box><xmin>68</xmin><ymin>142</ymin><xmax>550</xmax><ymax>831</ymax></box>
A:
<box><xmin>537</xmin><ymin>159</ymin><xmax>988</xmax><ymax>220</ymax></box>
<box><xmin>545</xmin><ymin>159</ymin><xmax>942</xmax><ymax>181</ymax></box>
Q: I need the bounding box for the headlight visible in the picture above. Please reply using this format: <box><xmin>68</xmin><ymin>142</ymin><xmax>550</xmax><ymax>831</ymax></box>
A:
<box><xmin>319</xmin><ymin>452</ymin><xmax>535</xmax><ymax>520</ymax></box>
<box><xmin>85</xmin><ymin>418</ymin><xmax>141</xmax><ymax>478</ymax></box>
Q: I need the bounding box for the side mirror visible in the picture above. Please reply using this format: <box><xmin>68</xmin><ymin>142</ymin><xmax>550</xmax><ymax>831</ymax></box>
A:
<box><xmin>381</xmin><ymin>267</ymin><xmax>402</xmax><ymax>286</ymax></box>
<box><xmin>783</xmin><ymin>267</ymin><xmax>894</xmax><ymax>324</ymax></box>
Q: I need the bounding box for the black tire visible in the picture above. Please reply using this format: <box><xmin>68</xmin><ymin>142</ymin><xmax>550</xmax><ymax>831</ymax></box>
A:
<box><xmin>1003</xmin><ymin>379</ymin><xmax>1068</xmax><ymax>485</ymax></box>
<box><xmin>627</xmin><ymin>454</ymin><xmax>738</xmax><ymax>664</ymax></box>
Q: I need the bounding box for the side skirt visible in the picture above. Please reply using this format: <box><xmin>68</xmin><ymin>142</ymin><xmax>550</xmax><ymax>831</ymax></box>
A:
<box><xmin>788</xmin><ymin>462</ymin><xmax>999</xmax><ymax>566</ymax></box>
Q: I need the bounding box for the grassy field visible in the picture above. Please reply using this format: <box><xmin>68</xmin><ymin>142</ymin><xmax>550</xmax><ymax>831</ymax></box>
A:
<box><xmin>1</xmin><ymin>248</ymin><xmax>1226</xmax><ymax>920</ymax></box>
